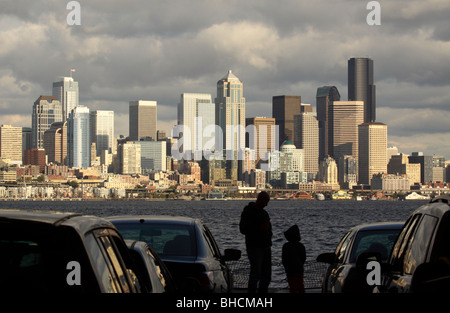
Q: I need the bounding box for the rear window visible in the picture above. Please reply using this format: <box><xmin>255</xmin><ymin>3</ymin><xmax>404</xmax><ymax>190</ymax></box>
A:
<box><xmin>349</xmin><ymin>228</ymin><xmax>401</xmax><ymax>263</ymax></box>
<box><xmin>113</xmin><ymin>222</ymin><xmax>196</xmax><ymax>257</ymax></box>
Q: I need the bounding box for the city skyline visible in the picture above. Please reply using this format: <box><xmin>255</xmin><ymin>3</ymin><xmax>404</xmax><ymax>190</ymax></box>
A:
<box><xmin>0</xmin><ymin>1</ymin><xmax>449</xmax><ymax>160</ymax></box>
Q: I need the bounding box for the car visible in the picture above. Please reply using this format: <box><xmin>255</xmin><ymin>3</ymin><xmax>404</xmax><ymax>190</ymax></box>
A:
<box><xmin>107</xmin><ymin>215</ymin><xmax>242</xmax><ymax>293</ymax></box>
<box><xmin>125</xmin><ymin>239</ymin><xmax>177</xmax><ymax>293</ymax></box>
<box><xmin>316</xmin><ymin>221</ymin><xmax>403</xmax><ymax>293</ymax></box>
<box><xmin>376</xmin><ymin>196</ymin><xmax>450</xmax><ymax>293</ymax></box>
<box><xmin>0</xmin><ymin>209</ymin><xmax>139</xmax><ymax>293</ymax></box>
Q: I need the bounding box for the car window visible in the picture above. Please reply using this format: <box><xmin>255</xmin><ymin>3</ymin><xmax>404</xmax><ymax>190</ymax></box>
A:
<box><xmin>335</xmin><ymin>231</ymin><xmax>353</xmax><ymax>263</ymax></box>
<box><xmin>390</xmin><ymin>214</ymin><xmax>421</xmax><ymax>272</ymax></box>
<box><xmin>202</xmin><ymin>224</ymin><xmax>220</xmax><ymax>258</ymax></box>
<box><xmin>431</xmin><ymin>212</ymin><xmax>450</xmax><ymax>262</ymax></box>
<box><xmin>349</xmin><ymin>229</ymin><xmax>400</xmax><ymax>263</ymax></box>
<box><xmin>114</xmin><ymin>223</ymin><xmax>196</xmax><ymax>257</ymax></box>
<box><xmin>404</xmin><ymin>215</ymin><xmax>438</xmax><ymax>274</ymax></box>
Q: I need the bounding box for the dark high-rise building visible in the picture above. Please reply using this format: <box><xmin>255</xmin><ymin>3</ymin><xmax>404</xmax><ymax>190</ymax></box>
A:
<box><xmin>272</xmin><ymin>95</ymin><xmax>301</xmax><ymax>145</ymax></box>
<box><xmin>348</xmin><ymin>57</ymin><xmax>376</xmax><ymax>123</ymax></box>
<box><xmin>316</xmin><ymin>86</ymin><xmax>340</xmax><ymax>160</ymax></box>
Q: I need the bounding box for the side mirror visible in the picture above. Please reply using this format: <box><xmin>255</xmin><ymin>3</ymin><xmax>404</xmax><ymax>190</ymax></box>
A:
<box><xmin>316</xmin><ymin>252</ymin><xmax>336</xmax><ymax>264</ymax></box>
<box><xmin>223</xmin><ymin>248</ymin><xmax>241</xmax><ymax>261</ymax></box>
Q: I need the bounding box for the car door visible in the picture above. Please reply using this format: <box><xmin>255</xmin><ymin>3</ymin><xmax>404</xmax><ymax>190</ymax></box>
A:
<box><xmin>326</xmin><ymin>230</ymin><xmax>355</xmax><ymax>292</ymax></box>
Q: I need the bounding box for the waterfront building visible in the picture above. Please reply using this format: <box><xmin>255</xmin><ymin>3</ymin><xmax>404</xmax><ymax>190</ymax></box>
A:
<box><xmin>387</xmin><ymin>153</ymin><xmax>421</xmax><ymax>185</ymax></box>
<box><xmin>338</xmin><ymin>155</ymin><xmax>358</xmax><ymax>189</ymax></box>
<box><xmin>294</xmin><ymin>112</ymin><xmax>319</xmax><ymax>178</ymax></box>
<box><xmin>68</xmin><ymin>105</ymin><xmax>91</xmax><ymax>168</ymax></box>
<box><xmin>272</xmin><ymin>95</ymin><xmax>301</xmax><ymax>144</ymax></box>
<box><xmin>90</xmin><ymin>110</ymin><xmax>115</xmax><ymax>157</ymax></box>
<box><xmin>129</xmin><ymin>100</ymin><xmax>157</xmax><ymax>141</ymax></box>
<box><xmin>331</xmin><ymin>101</ymin><xmax>364</xmax><ymax>161</ymax></box>
<box><xmin>318</xmin><ymin>155</ymin><xmax>338</xmax><ymax>186</ymax></box>
<box><xmin>371</xmin><ymin>173</ymin><xmax>410</xmax><ymax>192</ymax></box>
<box><xmin>32</xmin><ymin>96</ymin><xmax>63</xmax><ymax>149</ymax></box>
<box><xmin>348</xmin><ymin>57</ymin><xmax>376</xmax><ymax>122</ymax></box>
<box><xmin>409</xmin><ymin>152</ymin><xmax>434</xmax><ymax>184</ymax></box>
<box><xmin>177</xmin><ymin>93</ymin><xmax>215</xmax><ymax>158</ymax></box>
<box><xmin>118</xmin><ymin>142</ymin><xmax>141</xmax><ymax>174</ymax></box>
<box><xmin>267</xmin><ymin>140</ymin><xmax>304</xmax><ymax>185</ymax></box>
<box><xmin>0</xmin><ymin>124</ymin><xmax>22</xmax><ymax>165</ymax></box>
<box><xmin>24</xmin><ymin>148</ymin><xmax>46</xmax><ymax>172</ymax></box>
<box><xmin>44</xmin><ymin>122</ymin><xmax>68</xmax><ymax>165</ymax></box>
<box><xmin>316</xmin><ymin>86</ymin><xmax>341</xmax><ymax>160</ymax></box>
<box><xmin>358</xmin><ymin>122</ymin><xmax>387</xmax><ymax>185</ymax></box>
<box><xmin>22</xmin><ymin>127</ymin><xmax>32</xmax><ymax>163</ymax></box>
<box><xmin>52</xmin><ymin>77</ymin><xmax>79</xmax><ymax>120</ymax></box>
<box><xmin>134</xmin><ymin>139</ymin><xmax>167</xmax><ymax>173</ymax></box>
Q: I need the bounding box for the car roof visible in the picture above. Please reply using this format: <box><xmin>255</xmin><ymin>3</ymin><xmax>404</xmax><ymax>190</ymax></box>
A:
<box><xmin>107</xmin><ymin>215</ymin><xmax>200</xmax><ymax>226</ymax></box>
<box><xmin>0</xmin><ymin>209</ymin><xmax>116</xmax><ymax>235</ymax></box>
<box><xmin>350</xmin><ymin>221</ymin><xmax>404</xmax><ymax>232</ymax></box>
<box><xmin>413</xmin><ymin>196</ymin><xmax>450</xmax><ymax>218</ymax></box>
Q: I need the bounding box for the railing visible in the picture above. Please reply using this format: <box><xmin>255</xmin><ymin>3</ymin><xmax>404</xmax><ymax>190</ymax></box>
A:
<box><xmin>227</xmin><ymin>259</ymin><xmax>328</xmax><ymax>290</ymax></box>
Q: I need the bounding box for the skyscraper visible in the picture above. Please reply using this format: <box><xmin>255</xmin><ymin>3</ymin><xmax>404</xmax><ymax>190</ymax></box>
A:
<box><xmin>316</xmin><ymin>86</ymin><xmax>340</xmax><ymax>160</ymax></box>
<box><xmin>358</xmin><ymin>122</ymin><xmax>387</xmax><ymax>185</ymax></box>
<box><xmin>68</xmin><ymin>105</ymin><xmax>90</xmax><ymax>168</ymax></box>
<box><xmin>331</xmin><ymin>101</ymin><xmax>364</xmax><ymax>161</ymax></box>
<box><xmin>32</xmin><ymin>96</ymin><xmax>63</xmax><ymax>149</ymax></box>
<box><xmin>215</xmin><ymin>70</ymin><xmax>246</xmax><ymax>154</ymax></box>
<box><xmin>43</xmin><ymin>121</ymin><xmax>68</xmax><ymax>165</ymax></box>
<box><xmin>348</xmin><ymin>57</ymin><xmax>376</xmax><ymax>122</ymax></box>
<box><xmin>0</xmin><ymin>125</ymin><xmax>22</xmax><ymax>164</ymax></box>
<box><xmin>90</xmin><ymin>110</ymin><xmax>115</xmax><ymax>157</ymax></box>
<box><xmin>52</xmin><ymin>77</ymin><xmax>79</xmax><ymax>120</ymax></box>
<box><xmin>245</xmin><ymin>117</ymin><xmax>277</xmax><ymax>162</ymax></box>
<box><xmin>272</xmin><ymin>95</ymin><xmax>301</xmax><ymax>145</ymax></box>
<box><xmin>178</xmin><ymin>93</ymin><xmax>215</xmax><ymax>158</ymax></box>
<box><xmin>129</xmin><ymin>100</ymin><xmax>157</xmax><ymax>141</ymax></box>
<box><xmin>294</xmin><ymin>112</ymin><xmax>319</xmax><ymax>177</ymax></box>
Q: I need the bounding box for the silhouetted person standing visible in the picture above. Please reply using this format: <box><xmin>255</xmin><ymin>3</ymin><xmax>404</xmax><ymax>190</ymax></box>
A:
<box><xmin>239</xmin><ymin>191</ymin><xmax>272</xmax><ymax>293</ymax></box>
<box><xmin>282</xmin><ymin>224</ymin><xmax>306</xmax><ymax>293</ymax></box>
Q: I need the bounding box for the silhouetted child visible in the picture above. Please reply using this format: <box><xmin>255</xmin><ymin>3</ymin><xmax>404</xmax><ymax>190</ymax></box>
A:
<box><xmin>282</xmin><ymin>224</ymin><xmax>306</xmax><ymax>293</ymax></box>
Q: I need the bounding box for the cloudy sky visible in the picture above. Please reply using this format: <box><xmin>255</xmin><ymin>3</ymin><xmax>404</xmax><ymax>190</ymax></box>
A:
<box><xmin>1</xmin><ymin>0</ymin><xmax>449</xmax><ymax>159</ymax></box>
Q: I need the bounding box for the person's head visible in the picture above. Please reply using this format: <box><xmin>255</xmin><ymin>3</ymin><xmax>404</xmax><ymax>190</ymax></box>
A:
<box><xmin>255</xmin><ymin>191</ymin><xmax>270</xmax><ymax>208</ymax></box>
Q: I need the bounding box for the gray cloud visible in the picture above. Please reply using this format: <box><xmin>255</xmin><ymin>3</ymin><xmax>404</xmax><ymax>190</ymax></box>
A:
<box><xmin>0</xmin><ymin>0</ymin><xmax>449</xmax><ymax>159</ymax></box>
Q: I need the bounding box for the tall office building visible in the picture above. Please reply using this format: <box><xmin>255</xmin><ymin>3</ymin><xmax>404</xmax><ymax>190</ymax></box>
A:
<box><xmin>358</xmin><ymin>122</ymin><xmax>387</xmax><ymax>185</ymax></box>
<box><xmin>52</xmin><ymin>77</ymin><xmax>79</xmax><ymax>120</ymax></box>
<box><xmin>215</xmin><ymin>70</ymin><xmax>246</xmax><ymax>153</ymax></box>
<box><xmin>331</xmin><ymin>101</ymin><xmax>364</xmax><ymax>161</ymax></box>
<box><xmin>245</xmin><ymin>117</ymin><xmax>277</xmax><ymax>162</ymax></box>
<box><xmin>43</xmin><ymin>121</ymin><xmax>68</xmax><ymax>165</ymax></box>
<box><xmin>316</xmin><ymin>86</ymin><xmax>340</xmax><ymax>160</ymax></box>
<box><xmin>0</xmin><ymin>125</ymin><xmax>22</xmax><ymax>164</ymax></box>
<box><xmin>129</xmin><ymin>100</ymin><xmax>157</xmax><ymax>141</ymax></box>
<box><xmin>178</xmin><ymin>93</ymin><xmax>215</xmax><ymax>157</ymax></box>
<box><xmin>90</xmin><ymin>110</ymin><xmax>115</xmax><ymax>157</ymax></box>
<box><xmin>348</xmin><ymin>57</ymin><xmax>376</xmax><ymax>122</ymax></box>
<box><xmin>68</xmin><ymin>105</ymin><xmax>90</xmax><ymax>168</ymax></box>
<box><xmin>118</xmin><ymin>142</ymin><xmax>141</xmax><ymax>174</ymax></box>
<box><xmin>272</xmin><ymin>95</ymin><xmax>301</xmax><ymax>145</ymax></box>
<box><xmin>294</xmin><ymin>112</ymin><xmax>319</xmax><ymax>177</ymax></box>
<box><xmin>32</xmin><ymin>96</ymin><xmax>63</xmax><ymax>149</ymax></box>
<box><xmin>134</xmin><ymin>140</ymin><xmax>167</xmax><ymax>173</ymax></box>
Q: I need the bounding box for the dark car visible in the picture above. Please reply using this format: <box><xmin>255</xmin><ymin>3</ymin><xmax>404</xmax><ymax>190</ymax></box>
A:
<box><xmin>376</xmin><ymin>196</ymin><xmax>450</xmax><ymax>293</ymax></box>
<box><xmin>107</xmin><ymin>215</ymin><xmax>241</xmax><ymax>293</ymax></box>
<box><xmin>0</xmin><ymin>209</ymin><xmax>139</xmax><ymax>293</ymax></box>
<box><xmin>125</xmin><ymin>239</ymin><xmax>177</xmax><ymax>293</ymax></box>
<box><xmin>316</xmin><ymin>222</ymin><xmax>403</xmax><ymax>293</ymax></box>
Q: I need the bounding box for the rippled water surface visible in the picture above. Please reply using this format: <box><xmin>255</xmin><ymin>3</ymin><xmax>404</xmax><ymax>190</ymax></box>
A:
<box><xmin>0</xmin><ymin>199</ymin><xmax>426</xmax><ymax>288</ymax></box>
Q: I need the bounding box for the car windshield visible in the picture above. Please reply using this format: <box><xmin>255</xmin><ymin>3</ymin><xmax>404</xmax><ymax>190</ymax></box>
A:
<box><xmin>349</xmin><ymin>229</ymin><xmax>400</xmax><ymax>263</ymax></box>
<box><xmin>113</xmin><ymin>222</ymin><xmax>196</xmax><ymax>257</ymax></box>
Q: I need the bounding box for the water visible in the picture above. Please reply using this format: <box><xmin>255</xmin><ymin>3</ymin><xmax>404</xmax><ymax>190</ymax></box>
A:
<box><xmin>0</xmin><ymin>199</ymin><xmax>426</xmax><ymax>288</ymax></box>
